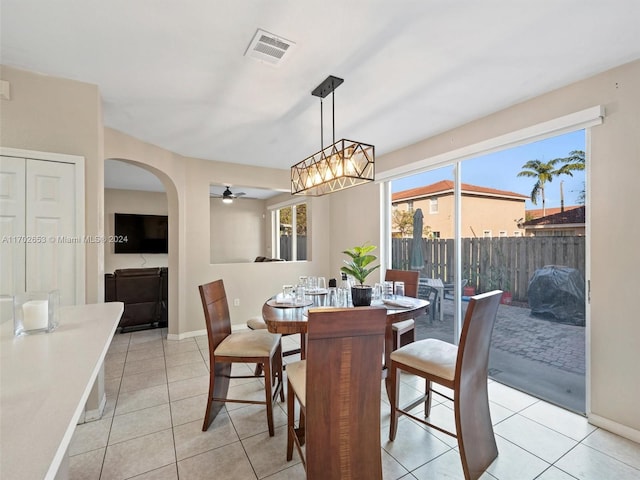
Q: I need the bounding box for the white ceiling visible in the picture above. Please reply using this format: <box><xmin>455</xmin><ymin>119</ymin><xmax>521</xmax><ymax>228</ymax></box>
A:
<box><xmin>3</xmin><ymin>1</ymin><xmax>640</xmax><ymax>191</ymax></box>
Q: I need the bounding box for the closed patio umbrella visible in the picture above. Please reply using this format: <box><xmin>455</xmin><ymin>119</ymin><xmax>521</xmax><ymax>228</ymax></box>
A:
<box><xmin>410</xmin><ymin>208</ymin><xmax>424</xmax><ymax>270</ymax></box>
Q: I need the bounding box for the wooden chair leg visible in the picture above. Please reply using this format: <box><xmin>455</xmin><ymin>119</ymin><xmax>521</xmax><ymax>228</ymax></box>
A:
<box><xmin>286</xmin><ymin>380</ymin><xmax>295</xmax><ymax>460</ymax></box>
<box><xmin>424</xmin><ymin>379</ymin><xmax>432</xmax><ymax>418</ymax></box>
<box><xmin>202</xmin><ymin>360</ymin><xmax>231</xmax><ymax>431</ymax></box>
<box><xmin>263</xmin><ymin>356</ymin><xmax>275</xmax><ymax>437</ymax></box>
<box><xmin>254</xmin><ymin>363</ymin><xmax>263</xmax><ymax>376</ymax></box>
<box><xmin>456</xmin><ymin>380</ymin><xmax>498</xmax><ymax>480</ymax></box>
<box><xmin>389</xmin><ymin>362</ymin><xmax>400</xmax><ymax>441</ymax></box>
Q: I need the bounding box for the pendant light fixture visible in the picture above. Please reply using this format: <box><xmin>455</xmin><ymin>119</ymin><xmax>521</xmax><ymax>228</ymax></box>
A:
<box><xmin>291</xmin><ymin>75</ymin><xmax>375</xmax><ymax>196</ymax></box>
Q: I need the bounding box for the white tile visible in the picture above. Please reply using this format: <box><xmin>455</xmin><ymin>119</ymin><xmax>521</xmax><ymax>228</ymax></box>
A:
<box><xmin>164</xmin><ymin>350</ymin><xmax>206</xmax><ymax>368</ymax></box>
<box><xmin>69</xmin><ymin>447</ymin><xmax>105</xmax><ymax>480</ymax></box>
<box><xmin>101</xmin><ymin>429</ymin><xmax>176</xmax><ymax>480</ymax></box>
<box><xmin>68</xmin><ymin>417</ymin><xmax>112</xmax><ymax>456</ymax></box>
<box><xmin>129</xmin><ymin>464</ymin><xmax>178</xmax><ymax>479</ymax></box>
<box><xmin>173</xmin><ymin>415</ymin><xmax>238</xmax><ymax>461</ymax></box>
<box><xmin>168</xmin><ymin>374</ymin><xmax>209</xmax><ymax>402</ymax></box>
<box><xmin>177</xmin><ymin>441</ymin><xmax>256</xmax><ymax>480</ymax></box>
<box><xmin>488</xmin><ymin>382</ymin><xmax>539</xmax><ymax>412</ymax></box>
<box><xmin>120</xmin><ymin>368</ymin><xmax>167</xmax><ymax>393</ymax></box>
<box><xmin>381</xmin><ymin>448</ymin><xmax>410</xmax><ymax>480</ymax></box>
<box><xmin>109</xmin><ymin>403</ymin><xmax>172</xmax><ymax>445</ymax></box>
<box><xmin>241</xmin><ymin>425</ymin><xmax>296</xmax><ymax>478</ymax></box>
<box><xmin>262</xmin><ymin>463</ymin><xmax>306</xmax><ymax>480</ymax></box>
<box><xmin>494</xmin><ymin>414</ymin><xmax>577</xmax><ymax>463</ymax></box>
<box><xmin>581</xmin><ymin>428</ymin><xmax>640</xmax><ymax>470</ymax></box>
<box><xmin>227</xmin><ymin>403</ymin><xmax>287</xmax><ymax>439</ymax></box>
<box><xmin>520</xmin><ymin>401</ymin><xmax>595</xmax><ymax>441</ymax></box>
<box><xmin>115</xmin><ymin>383</ymin><xmax>169</xmax><ymax>416</ymax></box>
<box><xmin>166</xmin><ymin>361</ymin><xmax>208</xmax><ymax>383</ymax></box>
<box><xmin>382</xmin><ymin>418</ymin><xmax>451</xmax><ymax>472</ymax></box>
<box><xmin>123</xmin><ymin>357</ymin><xmax>166</xmax><ymax>376</ymax></box>
<box><xmin>485</xmin><ymin>436</ymin><xmax>550</xmax><ymax>480</ymax></box>
<box><xmin>412</xmin><ymin>449</ymin><xmax>465</xmax><ymax>480</ymax></box>
<box><xmin>554</xmin><ymin>443</ymin><xmax>640</xmax><ymax>480</ymax></box>
<box><xmin>535</xmin><ymin>466</ymin><xmax>581</xmax><ymax>480</ymax></box>
<box><xmin>170</xmin><ymin>393</ymin><xmax>208</xmax><ymax>427</ymax></box>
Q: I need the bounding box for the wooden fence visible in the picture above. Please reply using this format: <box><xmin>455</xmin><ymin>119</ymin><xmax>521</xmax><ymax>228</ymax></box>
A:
<box><xmin>392</xmin><ymin>236</ymin><xmax>585</xmax><ymax>303</ymax></box>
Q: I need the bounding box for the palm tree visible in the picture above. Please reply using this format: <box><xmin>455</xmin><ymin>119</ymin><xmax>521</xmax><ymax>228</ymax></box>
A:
<box><xmin>554</xmin><ymin>150</ymin><xmax>585</xmax><ymax>205</ymax></box>
<box><xmin>517</xmin><ymin>159</ymin><xmax>560</xmax><ymax>216</ymax></box>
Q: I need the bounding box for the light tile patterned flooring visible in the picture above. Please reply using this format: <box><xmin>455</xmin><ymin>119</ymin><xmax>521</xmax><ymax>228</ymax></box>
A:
<box><xmin>69</xmin><ymin>328</ymin><xmax>640</xmax><ymax>479</ymax></box>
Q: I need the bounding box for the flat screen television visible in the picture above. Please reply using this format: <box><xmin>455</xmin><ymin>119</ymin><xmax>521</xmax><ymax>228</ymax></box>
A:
<box><xmin>114</xmin><ymin>213</ymin><xmax>168</xmax><ymax>254</ymax></box>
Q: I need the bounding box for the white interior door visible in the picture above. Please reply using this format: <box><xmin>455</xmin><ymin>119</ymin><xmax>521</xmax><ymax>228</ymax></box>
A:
<box><xmin>0</xmin><ymin>156</ymin><xmax>27</xmax><ymax>319</ymax></box>
<box><xmin>25</xmin><ymin>159</ymin><xmax>77</xmax><ymax>305</ymax></box>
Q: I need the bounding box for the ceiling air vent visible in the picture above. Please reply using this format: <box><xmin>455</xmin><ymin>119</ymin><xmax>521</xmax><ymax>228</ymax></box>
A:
<box><xmin>245</xmin><ymin>29</ymin><xmax>295</xmax><ymax>66</ymax></box>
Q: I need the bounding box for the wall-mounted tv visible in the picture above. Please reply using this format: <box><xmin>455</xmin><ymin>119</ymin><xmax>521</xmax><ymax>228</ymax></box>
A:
<box><xmin>114</xmin><ymin>213</ymin><xmax>168</xmax><ymax>254</ymax></box>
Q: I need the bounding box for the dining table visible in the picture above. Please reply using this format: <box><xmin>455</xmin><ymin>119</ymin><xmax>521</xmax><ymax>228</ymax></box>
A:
<box><xmin>262</xmin><ymin>293</ymin><xmax>429</xmax><ymax>398</ymax></box>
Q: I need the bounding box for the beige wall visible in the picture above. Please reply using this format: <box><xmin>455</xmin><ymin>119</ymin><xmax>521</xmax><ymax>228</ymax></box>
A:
<box><xmin>210</xmin><ymin>197</ymin><xmax>267</xmax><ymax>264</ymax></box>
<box><xmin>104</xmin><ymin>188</ymin><xmax>169</xmax><ymax>272</ymax></box>
<box><xmin>0</xmin><ymin>65</ymin><xmax>104</xmax><ymax>303</ymax></box>
<box><xmin>347</xmin><ymin>60</ymin><xmax>640</xmax><ymax>438</ymax></box>
<box><xmin>395</xmin><ymin>195</ymin><xmax>526</xmax><ymax>238</ymax></box>
<box><xmin>2</xmin><ymin>59</ymin><xmax>639</xmax><ymax>440</ymax></box>
<box><xmin>103</xmin><ymin>128</ymin><xmax>333</xmax><ymax>337</ymax></box>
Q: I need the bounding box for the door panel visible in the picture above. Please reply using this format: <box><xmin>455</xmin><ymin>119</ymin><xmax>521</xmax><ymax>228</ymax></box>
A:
<box><xmin>0</xmin><ymin>156</ymin><xmax>26</xmax><ymax>303</ymax></box>
<box><xmin>26</xmin><ymin>159</ymin><xmax>76</xmax><ymax>305</ymax></box>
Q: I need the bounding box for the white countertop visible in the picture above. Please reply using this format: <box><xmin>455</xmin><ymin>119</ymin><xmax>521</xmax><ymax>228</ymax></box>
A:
<box><xmin>0</xmin><ymin>302</ymin><xmax>124</xmax><ymax>480</ymax></box>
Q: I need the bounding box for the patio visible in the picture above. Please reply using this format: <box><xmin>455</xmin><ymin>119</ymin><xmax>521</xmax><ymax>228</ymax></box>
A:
<box><xmin>415</xmin><ymin>298</ymin><xmax>586</xmax><ymax>413</ymax></box>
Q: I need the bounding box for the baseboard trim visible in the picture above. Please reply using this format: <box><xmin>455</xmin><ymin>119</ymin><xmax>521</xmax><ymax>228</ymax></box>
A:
<box><xmin>588</xmin><ymin>413</ymin><xmax>640</xmax><ymax>443</ymax></box>
<box><xmin>166</xmin><ymin>328</ymin><xmax>207</xmax><ymax>341</ymax></box>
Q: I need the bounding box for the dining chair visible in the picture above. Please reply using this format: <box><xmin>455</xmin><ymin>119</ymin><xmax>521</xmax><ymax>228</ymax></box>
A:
<box><xmin>385</xmin><ymin>269</ymin><xmax>420</xmax><ymax>349</ymax></box>
<box><xmin>199</xmin><ymin>279</ymin><xmax>284</xmax><ymax>436</ymax></box>
<box><xmin>247</xmin><ymin>316</ymin><xmax>301</xmax><ymax>375</ymax></box>
<box><xmin>286</xmin><ymin>306</ymin><xmax>387</xmax><ymax>480</ymax></box>
<box><xmin>388</xmin><ymin>290</ymin><xmax>503</xmax><ymax>480</ymax></box>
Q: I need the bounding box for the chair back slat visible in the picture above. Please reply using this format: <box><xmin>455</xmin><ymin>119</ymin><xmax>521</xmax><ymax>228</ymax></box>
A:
<box><xmin>305</xmin><ymin>307</ymin><xmax>387</xmax><ymax>480</ymax></box>
<box><xmin>454</xmin><ymin>289</ymin><xmax>502</xmax><ymax>480</ymax></box>
<box><xmin>455</xmin><ymin>290</ymin><xmax>502</xmax><ymax>385</ymax></box>
<box><xmin>385</xmin><ymin>269</ymin><xmax>419</xmax><ymax>298</ymax></box>
<box><xmin>198</xmin><ymin>279</ymin><xmax>232</xmax><ymax>355</ymax></box>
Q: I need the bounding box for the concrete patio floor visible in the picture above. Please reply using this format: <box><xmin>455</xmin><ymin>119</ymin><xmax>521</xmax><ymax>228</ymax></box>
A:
<box><xmin>414</xmin><ymin>298</ymin><xmax>586</xmax><ymax>414</ymax></box>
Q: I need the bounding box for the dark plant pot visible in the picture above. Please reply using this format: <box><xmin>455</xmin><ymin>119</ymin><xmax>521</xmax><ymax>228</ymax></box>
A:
<box><xmin>351</xmin><ymin>285</ymin><xmax>372</xmax><ymax>306</ymax></box>
<box><xmin>463</xmin><ymin>286</ymin><xmax>476</xmax><ymax>297</ymax></box>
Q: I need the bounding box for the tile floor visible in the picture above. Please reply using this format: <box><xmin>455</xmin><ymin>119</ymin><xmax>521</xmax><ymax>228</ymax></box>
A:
<box><xmin>68</xmin><ymin>328</ymin><xmax>640</xmax><ymax>480</ymax></box>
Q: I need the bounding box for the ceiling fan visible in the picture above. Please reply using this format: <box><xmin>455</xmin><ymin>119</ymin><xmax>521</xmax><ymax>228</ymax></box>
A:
<box><xmin>211</xmin><ymin>186</ymin><xmax>246</xmax><ymax>204</ymax></box>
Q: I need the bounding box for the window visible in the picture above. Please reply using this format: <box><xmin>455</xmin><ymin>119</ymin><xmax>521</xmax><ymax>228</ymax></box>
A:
<box><xmin>499</xmin><ymin>230</ymin><xmax>508</xmax><ymax>238</ymax></box>
<box><xmin>513</xmin><ymin>231</ymin><xmax>522</xmax><ymax>237</ymax></box>
<box><xmin>483</xmin><ymin>230</ymin><xmax>492</xmax><ymax>238</ymax></box>
<box><xmin>273</xmin><ymin>202</ymin><xmax>307</xmax><ymax>261</ymax></box>
<box><xmin>429</xmin><ymin>197</ymin><xmax>438</xmax><ymax>214</ymax></box>
<box><xmin>407</xmin><ymin>200</ymin><xmax>414</xmax><ymax>212</ymax></box>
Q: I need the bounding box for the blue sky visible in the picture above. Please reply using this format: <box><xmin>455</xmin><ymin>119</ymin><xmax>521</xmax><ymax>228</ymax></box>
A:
<box><xmin>391</xmin><ymin>130</ymin><xmax>586</xmax><ymax>210</ymax></box>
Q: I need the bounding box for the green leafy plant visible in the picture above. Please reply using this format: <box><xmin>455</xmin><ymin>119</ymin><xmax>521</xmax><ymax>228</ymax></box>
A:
<box><xmin>340</xmin><ymin>243</ymin><xmax>380</xmax><ymax>285</ymax></box>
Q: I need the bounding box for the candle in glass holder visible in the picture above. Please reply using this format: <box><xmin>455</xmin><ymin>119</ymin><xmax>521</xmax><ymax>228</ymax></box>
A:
<box><xmin>22</xmin><ymin>300</ymin><xmax>49</xmax><ymax>331</ymax></box>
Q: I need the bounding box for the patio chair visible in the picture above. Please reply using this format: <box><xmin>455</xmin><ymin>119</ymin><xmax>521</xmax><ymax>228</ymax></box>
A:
<box><xmin>421</xmin><ymin>285</ymin><xmax>440</xmax><ymax>322</ymax></box>
<box><xmin>388</xmin><ymin>290</ymin><xmax>503</xmax><ymax>480</ymax></box>
<box><xmin>286</xmin><ymin>306</ymin><xmax>387</xmax><ymax>479</ymax></box>
<box><xmin>385</xmin><ymin>269</ymin><xmax>419</xmax><ymax>349</ymax></box>
<box><xmin>199</xmin><ymin>279</ymin><xmax>284</xmax><ymax>436</ymax></box>
<box><xmin>443</xmin><ymin>278</ymin><xmax>468</xmax><ymax>300</ymax></box>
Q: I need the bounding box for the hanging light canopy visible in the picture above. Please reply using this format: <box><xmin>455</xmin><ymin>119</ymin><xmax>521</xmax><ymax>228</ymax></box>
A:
<box><xmin>291</xmin><ymin>75</ymin><xmax>375</xmax><ymax>196</ymax></box>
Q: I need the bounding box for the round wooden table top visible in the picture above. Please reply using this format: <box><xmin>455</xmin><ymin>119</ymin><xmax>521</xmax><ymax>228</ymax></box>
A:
<box><xmin>261</xmin><ymin>296</ymin><xmax>429</xmax><ymax>335</ymax></box>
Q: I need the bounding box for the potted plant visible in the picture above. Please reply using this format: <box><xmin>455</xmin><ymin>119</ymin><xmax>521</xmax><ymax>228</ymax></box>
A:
<box><xmin>340</xmin><ymin>243</ymin><xmax>380</xmax><ymax>306</ymax></box>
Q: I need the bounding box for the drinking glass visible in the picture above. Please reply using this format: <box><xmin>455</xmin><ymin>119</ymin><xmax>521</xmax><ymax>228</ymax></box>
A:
<box><xmin>308</xmin><ymin>276</ymin><xmax>318</xmax><ymax>292</ymax></box>
<box><xmin>394</xmin><ymin>281</ymin><xmax>405</xmax><ymax>298</ymax></box>
<box><xmin>327</xmin><ymin>287</ymin><xmax>337</xmax><ymax>306</ymax></box>
<box><xmin>383</xmin><ymin>281</ymin><xmax>394</xmax><ymax>300</ymax></box>
<box><xmin>317</xmin><ymin>277</ymin><xmax>327</xmax><ymax>291</ymax></box>
<box><xmin>295</xmin><ymin>284</ymin><xmax>306</xmax><ymax>303</ymax></box>
<box><xmin>282</xmin><ymin>285</ymin><xmax>294</xmax><ymax>301</ymax></box>
<box><xmin>373</xmin><ymin>283</ymin><xmax>383</xmax><ymax>301</ymax></box>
